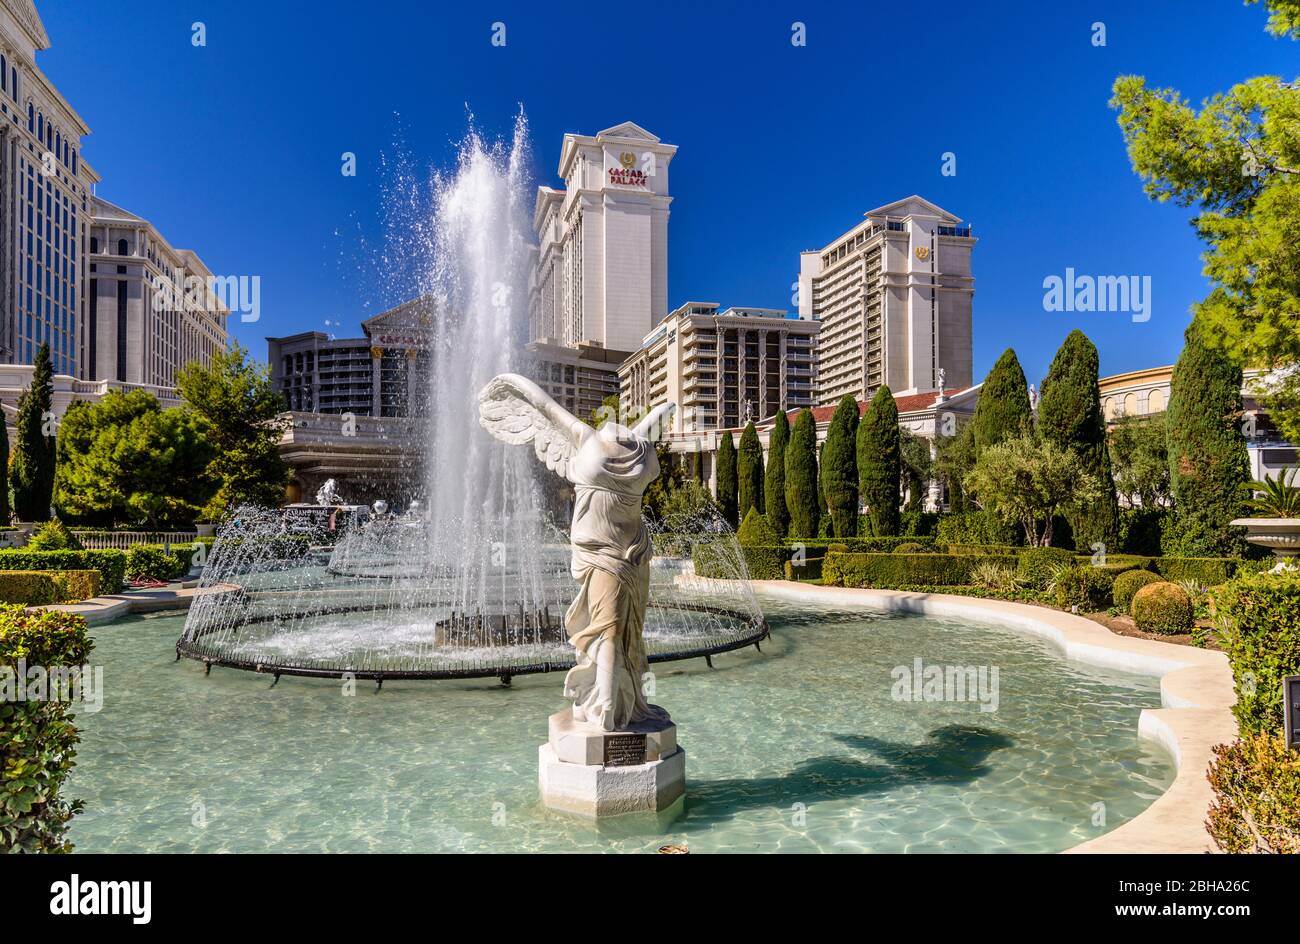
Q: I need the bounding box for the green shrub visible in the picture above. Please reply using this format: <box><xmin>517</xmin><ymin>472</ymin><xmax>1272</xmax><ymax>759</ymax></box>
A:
<box><xmin>970</xmin><ymin>558</ymin><xmax>1022</xmax><ymax>593</ymax></box>
<box><xmin>942</xmin><ymin>543</ymin><xmax>1018</xmax><ymax>557</ymax></box>
<box><xmin>1113</xmin><ymin>569</ymin><xmax>1163</xmax><ymax>610</ymax></box>
<box><xmin>737</xmin><ymin>508</ymin><xmax>780</xmax><ymax>547</ymax></box>
<box><xmin>1206</xmin><ymin>734</ymin><xmax>1300</xmax><ymax>854</ymax></box>
<box><xmin>0</xmin><ymin>570</ymin><xmax>101</xmax><ymax>605</ymax></box>
<box><xmin>1015</xmin><ymin>547</ymin><xmax>1076</xmax><ymax>590</ymax></box>
<box><xmin>737</xmin><ymin>546</ymin><xmax>787</xmax><ymax>580</ymax></box>
<box><xmin>25</xmin><ymin>519</ymin><xmax>84</xmax><ymax>552</ymax></box>
<box><xmin>0</xmin><ymin>604</ymin><xmax>92</xmax><ymax>851</ymax></box>
<box><xmin>1051</xmin><ymin>565</ymin><xmax>1114</xmax><ymax>611</ymax></box>
<box><xmin>1211</xmin><ymin>571</ymin><xmax>1300</xmax><ymax>736</ymax></box>
<box><xmin>125</xmin><ymin>545</ymin><xmax>187</xmax><ymax>582</ymax></box>
<box><xmin>783</xmin><ymin>556</ymin><xmax>823</xmax><ymax>581</ymax></box>
<box><xmin>0</xmin><ymin>549</ymin><xmax>127</xmax><ymax>595</ymax></box>
<box><xmin>892</xmin><ymin>542</ymin><xmax>926</xmax><ymax>554</ymax></box>
<box><xmin>823</xmin><ymin>552</ymin><xmax>976</xmax><ymax>588</ymax></box>
<box><xmin>936</xmin><ymin>511</ymin><xmax>1020</xmax><ymax>547</ymax></box>
<box><xmin>1152</xmin><ymin>556</ymin><xmax>1238</xmax><ymax>587</ymax></box>
<box><xmin>1131</xmin><ymin>581</ymin><xmax>1194</xmax><ymax>634</ymax></box>
<box><xmin>1118</xmin><ymin>507</ymin><xmax>1168</xmax><ymax>556</ymax></box>
<box><xmin>897</xmin><ymin>511</ymin><xmax>940</xmax><ymax>537</ymax></box>
<box><xmin>693</xmin><ymin>541</ymin><xmax>789</xmax><ymax>581</ymax></box>
<box><xmin>789</xmin><ymin>536</ymin><xmax>939</xmax><ymax>553</ymax></box>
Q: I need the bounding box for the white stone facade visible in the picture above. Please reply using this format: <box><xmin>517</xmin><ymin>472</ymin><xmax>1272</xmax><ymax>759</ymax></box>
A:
<box><xmin>618</xmin><ymin>302</ymin><xmax>819</xmax><ymax>433</ymax></box>
<box><xmin>800</xmin><ymin>195</ymin><xmax>974</xmax><ymax>407</ymax></box>
<box><xmin>532</xmin><ymin>121</ymin><xmax>676</xmax><ymax>355</ymax></box>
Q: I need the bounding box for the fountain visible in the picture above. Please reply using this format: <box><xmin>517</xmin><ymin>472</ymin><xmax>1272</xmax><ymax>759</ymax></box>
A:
<box><xmin>175</xmin><ymin>120</ymin><xmax>766</xmax><ymax>729</ymax></box>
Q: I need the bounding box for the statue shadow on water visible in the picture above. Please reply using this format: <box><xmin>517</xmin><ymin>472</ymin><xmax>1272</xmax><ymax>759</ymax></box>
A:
<box><xmin>678</xmin><ymin>724</ymin><xmax>1015</xmax><ymax>830</ymax></box>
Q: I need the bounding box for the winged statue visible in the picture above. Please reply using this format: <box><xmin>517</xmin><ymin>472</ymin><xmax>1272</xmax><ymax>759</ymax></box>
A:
<box><xmin>478</xmin><ymin>373</ymin><xmax>675</xmax><ymax>731</ymax></box>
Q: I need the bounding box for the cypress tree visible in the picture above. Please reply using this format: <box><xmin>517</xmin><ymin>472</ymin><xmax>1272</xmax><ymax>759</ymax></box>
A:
<box><xmin>11</xmin><ymin>343</ymin><xmax>55</xmax><ymax>522</ymax></box>
<box><xmin>817</xmin><ymin>440</ymin><xmax>829</xmax><ymax>535</ymax></box>
<box><xmin>972</xmin><ymin>348</ymin><xmax>1032</xmax><ymax>452</ymax></box>
<box><xmin>737</xmin><ymin>421</ymin><xmax>765</xmax><ymax>519</ymax></box>
<box><xmin>858</xmin><ymin>385</ymin><xmax>901</xmax><ymax>536</ymax></box>
<box><xmin>1164</xmin><ymin>322</ymin><xmax>1250</xmax><ymax>556</ymax></box>
<box><xmin>764</xmin><ymin>410</ymin><xmax>790</xmax><ymax>537</ymax></box>
<box><xmin>715</xmin><ymin>430</ymin><xmax>739</xmax><ymax>528</ymax></box>
<box><xmin>1037</xmin><ymin>330</ymin><xmax>1119</xmax><ymax>551</ymax></box>
<box><xmin>785</xmin><ymin>408</ymin><xmax>820</xmax><ymax>539</ymax></box>
<box><xmin>822</xmin><ymin>395</ymin><xmax>860</xmax><ymax>537</ymax></box>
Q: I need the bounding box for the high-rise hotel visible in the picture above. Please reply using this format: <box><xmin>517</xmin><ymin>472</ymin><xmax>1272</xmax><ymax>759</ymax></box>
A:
<box><xmin>0</xmin><ymin>0</ymin><xmax>96</xmax><ymax>377</ymax></box>
<box><xmin>799</xmin><ymin>196</ymin><xmax>974</xmax><ymax>407</ymax></box>
<box><xmin>0</xmin><ymin>0</ymin><xmax>227</xmax><ymax>420</ymax></box>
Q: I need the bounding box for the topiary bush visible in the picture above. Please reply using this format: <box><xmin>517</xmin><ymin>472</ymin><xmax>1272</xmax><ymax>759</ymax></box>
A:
<box><xmin>1113</xmin><ymin>569</ymin><xmax>1162</xmax><ymax>611</ymax></box>
<box><xmin>737</xmin><ymin>508</ymin><xmax>780</xmax><ymax>547</ymax></box>
<box><xmin>125</xmin><ymin>545</ymin><xmax>186</xmax><ymax>582</ymax></box>
<box><xmin>1206</xmin><ymin>733</ymin><xmax>1300</xmax><ymax>854</ymax></box>
<box><xmin>25</xmin><ymin>519</ymin><xmax>83</xmax><ymax>553</ymax></box>
<box><xmin>1051</xmin><ymin>565</ymin><xmax>1115</xmax><ymax>611</ymax></box>
<box><xmin>1210</xmin><ymin>570</ymin><xmax>1300</xmax><ymax>736</ymax></box>
<box><xmin>1130</xmin><ymin>581</ymin><xmax>1194</xmax><ymax>634</ymax></box>
<box><xmin>1015</xmin><ymin>547</ymin><xmax>1076</xmax><ymax>590</ymax></box>
<box><xmin>1151</xmin><ymin>556</ymin><xmax>1238</xmax><ymax>587</ymax></box>
<box><xmin>892</xmin><ymin>542</ymin><xmax>926</xmax><ymax>554</ymax></box>
<box><xmin>0</xmin><ymin>549</ymin><xmax>127</xmax><ymax>595</ymax></box>
<box><xmin>0</xmin><ymin>570</ymin><xmax>99</xmax><ymax>605</ymax></box>
<box><xmin>823</xmin><ymin>552</ymin><xmax>977</xmax><ymax>588</ymax></box>
<box><xmin>0</xmin><ymin>604</ymin><xmax>92</xmax><ymax>852</ymax></box>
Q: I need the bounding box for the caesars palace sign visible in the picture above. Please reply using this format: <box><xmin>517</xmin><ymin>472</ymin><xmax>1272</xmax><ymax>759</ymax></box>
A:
<box><xmin>608</xmin><ymin>151</ymin><xmax>650</xmax><ymax>188</ymax></box>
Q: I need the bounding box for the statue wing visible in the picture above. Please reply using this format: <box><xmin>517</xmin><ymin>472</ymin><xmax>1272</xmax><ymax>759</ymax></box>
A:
<box><xmin>633</xmin><ymin>402</ymin><xmax>676</xmax><ymax>441</ymax></box>
<box><xmin>477</xmin><ymin>373</ymin><xmax>593</xmax><ymax>480</ymax></box>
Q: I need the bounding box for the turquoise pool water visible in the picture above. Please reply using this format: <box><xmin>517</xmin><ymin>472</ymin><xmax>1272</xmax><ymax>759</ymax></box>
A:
<box><xmin>68</xmin><ymin>596</ymin><xmax>1173</xmax><ymax>853</ymax></box>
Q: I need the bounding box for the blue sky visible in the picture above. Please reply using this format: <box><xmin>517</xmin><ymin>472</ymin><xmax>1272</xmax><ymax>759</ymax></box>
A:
<box><xmin>38</xmin><ymin>0</ymin><xmax>1298</xmax><ymax>386</ymax></box>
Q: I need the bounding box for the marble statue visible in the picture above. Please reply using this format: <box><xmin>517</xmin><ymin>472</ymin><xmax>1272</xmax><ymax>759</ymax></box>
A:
<box><xmin>478</xmin><ymin>373</ymin><xmax>675</xmax><ymax>732</ymax></box>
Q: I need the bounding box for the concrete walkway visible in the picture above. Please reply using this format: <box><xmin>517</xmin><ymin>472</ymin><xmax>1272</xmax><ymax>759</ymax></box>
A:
<box><xmin>43</xmin><ymin>584</ymin><xmax>206</xmax><ymax>625</ymax></box>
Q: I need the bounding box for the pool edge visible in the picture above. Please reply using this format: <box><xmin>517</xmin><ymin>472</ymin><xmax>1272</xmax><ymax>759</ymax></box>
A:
<box><xmin>746</xmin><ymin>580</ymin><xmax>1237</xmax><ymax>856</ymax></box>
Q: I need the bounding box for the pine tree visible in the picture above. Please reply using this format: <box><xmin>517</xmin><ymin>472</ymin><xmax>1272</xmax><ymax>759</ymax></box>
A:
<box><xmin>858</xmin><ymin>385</ymin><xmax>901</xmax><ymax>536</ymax></box>
<box><xmin>764</xmin><ymin>410</ymin><xmax>790</xmax><ymax>537</ymax></box>
<box><xmin>10</xmin><ymin>343</ymin><xmax>55</xmax><ymax>521</ymax></box>
<box><xmin>715</xmin><ymin>430</ymin><xmax>739</xmax><ymax>527</ymax></box>
<box><xmin>822</xmin><ymin>395</ymin><xmax>860</xmax><ymax>538</ymax></box>
<box><xmin>737</xmin><ymin>421</ymin><xmax>765</xmax><ymax>520</ymax></box>
<box><xmin>972</xmin><ymin>348</ymin><xmax>1032</xmax><ymax>452</ymax></box>
<box><xmin>1037</xmin><ymin>330</ymin><xmax>1119</xmax><ymax>551</ymax></box>
<box><xmin>1164</xmin><ymin>322</ymin><xmax>1251</xmax><ymax>556</ymax></box>
<box><xmin>785</xmin><ymin>408</ymin><xmax>820</xmax><ymax>539</ymax></box>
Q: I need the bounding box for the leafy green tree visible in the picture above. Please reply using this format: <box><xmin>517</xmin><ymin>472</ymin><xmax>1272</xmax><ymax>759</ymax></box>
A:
<box><xmin>176</xmin><ymin>345</ymin><xmax>290</xmax><ymax>519</ymax></box>
<box><xmin>1111</xmin><ymin>8</ymin><xmax>1300</xmax><ymax>442</ymax></box>
<box><xmin>1164</xmin><ymin>323</ymin><xmax>1251</xmax><ymax>556</ymax></box>
<box><xmin>764</xmin><ymin>410</ymin><xmax>790</xmax><ymax>537</ymax></box>
<box><xmin>0</xmin><ymin>406</ymin><xmax>9</xmax><ymax>524</ymax></box>
<box><xmin>1037</xmin><ymin>330</ymin><xmax>1120</xmax><ymax>550</ymax></box>
<box><xmin>900</xmin><ymin>429</ymin><xmax>933</xmax><ymax>512</ymax></box>
<box><xmin>858</xmin><ymin>386</ymin><xmax>901</xmax><ymax>536</ymax></box>
<box><xmin>55</xmin><ymin>391</ymin><xmax>215</xmax><ymax>528</ymax></box>
<box><xmin>972</xmin><ymin>348</ymin><xmax>1032</xmax><ymax>453</ymax></box>
<box><xmin>964</xmin><ymin>432</ymin><xmax>1102</xmax><ymax>548</ymax></box>
<box><xmin>10</xmin><ymin>343</ymin><xmax>55</xmax><ymax>521</ymax></box>
<box><xmin>1108</xmin><ymin>415</ymin><xmax>1171</xmax><ymax>508</ymax></box>
<box><xmin>821</xmin><ymin>395</ymin><xmax>860</xmax><ymax>537</ymax></box>
<box><xmin>714</xmin><ymin>430</ymin><xmax>738</xmax><ymax>527</ymax></box>
<box><xmin>785</xmin><ymin>408</ymin><xmax>820</xmax><ymax>540</ymax></box>
<box><xmin>643</xmin><ymin>443</ymin><xmax>687</xmax><ymax>523</ymax></box>
<box><xmin>934</xmin><ymin>420</ymin><xmax>976</xmax><ymax>512</ymax></box>
<box><xmin>737</xmin><ymin>421</ymin><xmax>765</xmax><ymax>519</ymax></box>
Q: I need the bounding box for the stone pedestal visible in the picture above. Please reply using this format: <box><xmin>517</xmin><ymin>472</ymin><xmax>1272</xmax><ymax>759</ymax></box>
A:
<box><xmin>538</xmin><ymin>708</ymin><xmax>685</xmax><ymax>818</ymax></box>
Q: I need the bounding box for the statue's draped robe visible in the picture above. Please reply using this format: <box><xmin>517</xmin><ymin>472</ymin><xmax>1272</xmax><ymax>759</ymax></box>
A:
<box><xmin>563</xmin><ymin>430</ymin><xmax>663</xmax><ymax>730</ymax></box>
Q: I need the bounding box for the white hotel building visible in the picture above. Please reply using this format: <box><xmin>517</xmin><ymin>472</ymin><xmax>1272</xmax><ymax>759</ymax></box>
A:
<box><xmin>799</xmin><ymin>195</ymin><xmax>975</xmax><ymax>406</ymax></box>
<box><xmin>619</xmin><ymin>302</ymin><xmax>819</xmax><ymax>433</ymax></box>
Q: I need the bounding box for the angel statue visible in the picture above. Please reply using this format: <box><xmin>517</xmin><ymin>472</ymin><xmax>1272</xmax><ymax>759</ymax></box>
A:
<box><xmin>478</xmin><ymin>373</ymin><xmax>676</xmax><ymax>732</ymax></box>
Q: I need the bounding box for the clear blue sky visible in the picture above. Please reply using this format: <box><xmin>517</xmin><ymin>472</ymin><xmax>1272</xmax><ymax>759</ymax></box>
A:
<box><xmin>38</xmin><ymin>0</ymin><xmax>1298</xmax><ymax>386</ymax></box>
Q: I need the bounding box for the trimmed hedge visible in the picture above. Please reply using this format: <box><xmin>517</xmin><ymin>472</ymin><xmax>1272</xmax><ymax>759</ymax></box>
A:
<box><xmin>695</xmin><ymin>542</ymin><xmax>789</xmax><ymax>581</ymax></box>
<box><xmin>1131</xmin><ymin>581</ymin><xmax>1194</xmax><ymax>635</ymax></box>
<box><xmin>125</xmin><ymin>544</ymin><xmax>201</xmax><ymax>582</ymax></box>
<box><xmin>1051</xmin><ymin>566</ymin><xmax>1114</xmax><ymax>611</ymax></box>
<box><xmin>1211</xmin><ymin>571</ymin><xmax>1300</xmax><ymax>736</ymax></box>
<box><xmin>1207</xmin><ymin>733</ymin><xmax>1300</xmax><ymax>854</ymax></box>
<box><xmin>1151</xmin><ymin>556</ymin><xmax>1238</xmax><ymax>587</ymax></box>
<box><xmin>897</xmin><ymin>511</ymin><xmax>940</xmax><ymax>537</ymax></box>
<box><xmin>784</xmin><ymin>556</ymin><xmax>823</xmax><ymax>581</ymax></box>
<box><xmin>1015</xmin><ymin>547</ymin><xmax>1076</xmax><ymax>590</ymax></box>
<box><xmin>1113</xmin><ymin>569</ymin><xmax>1162</xmax><ymax>610</ymax></box>
<box><xmin>0</xmin><ymin>604</ymin><xmax>92</xmax><ymax>852</ymax></box>
<box><xmin>892</xmin><ymin>542</ymin><xmax>926</xmax><ymax>554</ymax></box>
<box><xmin>789</xmin><ymin>535</ymin><xmax>939</xmax><ymax>553</ymax></box>
<box><xmin>823</xmin><ymin>552</ymin><xmax>976</xmax><ymax>588</ymax></box>
<box><xmin>0</xmin><ymin>570</ymin><xmax>100</xmax><ymax>605</ymax></box>
<box><xmin>935</xmin><ymin>511</ymin><xmax>1020</xmax><ymax>547</ymax></box>
<box><xmin>0</xmin><ymin>549</ymin><xmax>127</xmax><ymax>595</ymax></box>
